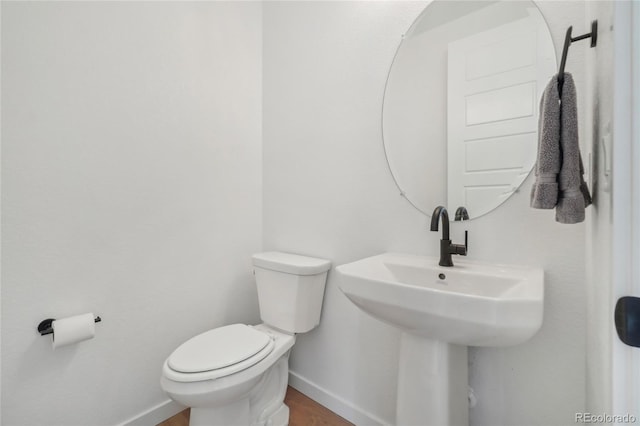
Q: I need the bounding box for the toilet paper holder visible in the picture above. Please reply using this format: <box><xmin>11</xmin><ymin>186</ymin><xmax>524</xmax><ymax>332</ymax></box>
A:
<box><xmin>37</xmin><ymin>316</ymin><xmax>102</xmax><ymax>336</ymax></box>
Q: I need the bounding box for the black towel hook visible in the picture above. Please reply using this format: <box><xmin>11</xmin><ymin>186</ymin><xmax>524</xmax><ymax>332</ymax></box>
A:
<box><xmin>558</xmin><ymin>20</ymin><xmax>598</xmax><ymax>95</ymax></box>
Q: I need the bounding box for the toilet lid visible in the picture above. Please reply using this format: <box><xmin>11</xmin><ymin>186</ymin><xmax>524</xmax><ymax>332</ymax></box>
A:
<box><xmin>168</xmin><ymin>324</ymin><xmax>272</xmax><ymax>373</ymax></box>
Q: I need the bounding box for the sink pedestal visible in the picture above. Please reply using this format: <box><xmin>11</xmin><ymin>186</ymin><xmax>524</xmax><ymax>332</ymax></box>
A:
<box><xmin>397</xmin><ymin>333</ymin><xmax>468</xmax><ymax>426</ymax></box>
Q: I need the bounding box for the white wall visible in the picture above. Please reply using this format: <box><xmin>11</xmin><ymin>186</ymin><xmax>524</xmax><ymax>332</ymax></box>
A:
<box><xmin>584</xmin><ymin>1</ymin><xmax>615</xmax><ymax>415</ymax></box>
<box><xmin>263</xmin><ymin>1</ymin><xmax>590</xmax><ymax>425</ymax></box>
<box><xmin>1</xmin><ymin>2</ymin><xmax>262</xmax><ymax>425</ymax></box>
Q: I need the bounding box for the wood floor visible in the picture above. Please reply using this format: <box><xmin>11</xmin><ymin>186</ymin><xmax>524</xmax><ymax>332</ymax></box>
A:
<box><xmin>157</xmin><ymin>386</ymin><xmax>353</xmax><ymax>426</ymax></box>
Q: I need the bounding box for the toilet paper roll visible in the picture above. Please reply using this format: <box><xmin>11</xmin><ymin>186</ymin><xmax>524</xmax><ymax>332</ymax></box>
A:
<box><xmin>52</xmin><ymin>313</ymin><xmax>96</xmax><ymax>349</ymax></box>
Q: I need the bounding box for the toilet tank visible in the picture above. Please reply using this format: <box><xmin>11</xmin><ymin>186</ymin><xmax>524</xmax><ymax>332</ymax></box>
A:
<box><xmin>252</xmin><ymin>252</ymin><xmax>331</xmax><ymax>333</ymax></box>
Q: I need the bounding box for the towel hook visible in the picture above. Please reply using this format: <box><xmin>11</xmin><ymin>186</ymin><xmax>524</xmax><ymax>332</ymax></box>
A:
<box><xmin>558</xmin><ymin>21</ymin><xmax>597</xmax><ymax>95</ymax></box>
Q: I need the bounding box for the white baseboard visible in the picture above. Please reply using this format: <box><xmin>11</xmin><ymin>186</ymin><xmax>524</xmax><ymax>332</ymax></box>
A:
<box><xmin>288</xmin><ymin>370</ymin><xmax>388</xmax><ymax>426</ymax></box>
<box><xmin>117</xmin><ymin>399</ymin><xmax>186</xmax><ymax>426</ymax></box>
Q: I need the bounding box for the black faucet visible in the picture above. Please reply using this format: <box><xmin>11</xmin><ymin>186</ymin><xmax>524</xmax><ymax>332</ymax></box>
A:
<box><xmin>430</xmin><ymin>206</ymin><xmax>468</xmax><ymax>267</ymax></box>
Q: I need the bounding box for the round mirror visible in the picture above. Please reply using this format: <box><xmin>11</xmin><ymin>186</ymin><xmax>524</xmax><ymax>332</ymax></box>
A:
<box><xmin>382</xmin><ymin>0</ymin><xmax>556</xmax><ymax>219</ymax></box>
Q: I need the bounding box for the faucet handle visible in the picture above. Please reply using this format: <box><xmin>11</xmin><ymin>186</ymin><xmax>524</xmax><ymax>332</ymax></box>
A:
<box><xmin>451</xmin><ymin>243</ymin><xmax>467</xmax><ymax>256</ymax></box>
<box><xmin>451</xmin><ymin>231</ymin><xmax>468</xmax><ymax>256</ymax></box>
<box><xmin>465</xmin><ymin>230</ymin><xmax>468</xmax><ymax>253</ymax></box>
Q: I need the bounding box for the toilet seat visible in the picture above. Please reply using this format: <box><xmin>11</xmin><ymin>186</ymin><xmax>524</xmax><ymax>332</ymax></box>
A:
<box><xmin>164</xmin><ymin>324</ymin><xmax>275</xmax><ymax>383</ymax></box>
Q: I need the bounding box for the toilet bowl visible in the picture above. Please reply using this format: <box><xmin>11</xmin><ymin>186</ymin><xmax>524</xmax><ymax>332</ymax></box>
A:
<box><xmin>161</xmin><ymin>324</ymin><xmax>295</xmax><ymax>426</ymax></box>
<box><xmin>160</xmin><ymin>252</ymin><xmax>331</xmax><ymax>426</ymax></box>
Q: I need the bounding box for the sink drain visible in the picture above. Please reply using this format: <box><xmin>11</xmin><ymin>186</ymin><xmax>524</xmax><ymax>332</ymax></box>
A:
<box><xmin>438</xmin><ymin>273</ymin><xmax>446</xmax><ymax>280</ymax></box>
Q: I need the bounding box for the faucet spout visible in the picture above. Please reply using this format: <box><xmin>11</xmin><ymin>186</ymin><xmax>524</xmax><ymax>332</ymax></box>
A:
<box><xmin>430</xmin><ymin>206</ymin><xmax>467</xmax><ymax>267</ymax></box>
<box><xmin>430</xmin><ymin>206</ymin><xmax>450</xmax><ymax>240</ymax></box>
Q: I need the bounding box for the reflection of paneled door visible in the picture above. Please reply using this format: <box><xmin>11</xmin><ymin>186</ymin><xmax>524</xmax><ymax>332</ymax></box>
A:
<box><xmin>447</xmin><ymin>12</ymin><xmax>554</xmax><ymax>217</ymax></box>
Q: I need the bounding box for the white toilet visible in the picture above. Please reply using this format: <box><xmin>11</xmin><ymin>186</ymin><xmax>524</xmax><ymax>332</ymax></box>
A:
<box><xmin>161</xmin><ymin>251</ymin><xmax>331</xmax><ymax>426</ymax></box>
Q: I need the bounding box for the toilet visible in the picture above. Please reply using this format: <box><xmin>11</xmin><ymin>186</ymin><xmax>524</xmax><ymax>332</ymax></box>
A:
<box><xmin>160</xmin><ymin>251</ymin><xmax>331</xmax><ymax>426</ymax></box>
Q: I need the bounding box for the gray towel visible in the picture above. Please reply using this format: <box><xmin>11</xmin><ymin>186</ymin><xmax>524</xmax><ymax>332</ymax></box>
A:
<box><xmin>530</xmin><ymin>73</ymin><xmax>591</xmax><ymax>223</ymax></box>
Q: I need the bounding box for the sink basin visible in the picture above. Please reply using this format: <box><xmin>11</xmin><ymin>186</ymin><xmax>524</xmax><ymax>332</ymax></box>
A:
<box><xmin>336</xmin><ymin>253</ymin><xmax>544</xmax><ymax>346</ymax></box>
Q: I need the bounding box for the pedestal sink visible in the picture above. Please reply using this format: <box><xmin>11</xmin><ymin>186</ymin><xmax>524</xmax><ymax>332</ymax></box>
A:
<box><xmin>336</xmin><ymin>253</ymin><xmax>544</xmax><ymax>426</ymax></box>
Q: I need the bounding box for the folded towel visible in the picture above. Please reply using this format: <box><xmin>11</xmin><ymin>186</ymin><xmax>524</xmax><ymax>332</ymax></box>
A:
<box><xmin>530</xmin><ymin>73</ymin><xmax>591</xmax><ymax>223</ymax></box>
